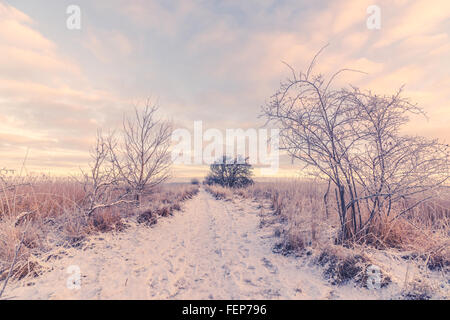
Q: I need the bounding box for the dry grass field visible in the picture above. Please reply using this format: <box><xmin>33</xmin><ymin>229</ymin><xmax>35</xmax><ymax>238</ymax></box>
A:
<box><xmin>0</xmin><ymin>174</ymin><xmax>199</xmax><ymax>285</ymax></box>
<box><xmin>205</xmin><ymin>180</ymin><xmax>449</xmax><ymax>298</ymax></box>
<box><xmin>208</xmin><ymin>180</ymin><xmax>449</xmax><ymax>260</ymax></box>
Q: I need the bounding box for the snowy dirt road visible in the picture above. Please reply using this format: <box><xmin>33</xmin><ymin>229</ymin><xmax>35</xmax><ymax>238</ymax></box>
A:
<box><xmin>5</xmin><ymin>188</ymin><xmax>355</xmax><ymax>300</ymax></box>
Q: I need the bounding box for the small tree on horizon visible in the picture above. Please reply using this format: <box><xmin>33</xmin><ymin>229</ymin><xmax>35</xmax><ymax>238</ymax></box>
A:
<box><xmin>205</xmin><ymin>156</ymin><xmax>254</xmax><ymax>188</ymax></box>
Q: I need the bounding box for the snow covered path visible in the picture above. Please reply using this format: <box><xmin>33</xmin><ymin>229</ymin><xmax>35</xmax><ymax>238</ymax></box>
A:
<box><xmin>6</xmin><ymin>188</ymin><xmax>339</xmax><ymax>300</ymax></box>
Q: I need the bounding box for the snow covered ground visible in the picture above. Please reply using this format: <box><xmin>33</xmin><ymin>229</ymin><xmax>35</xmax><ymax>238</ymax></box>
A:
<box><xmin>4</xmin><ymin>188</ymin><xmax>444</xmax><ymax>299</ymax></box>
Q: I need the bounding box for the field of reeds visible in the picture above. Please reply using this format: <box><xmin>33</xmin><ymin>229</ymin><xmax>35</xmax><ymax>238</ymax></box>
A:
<box><xmin>0</xmin><ymin>174</ymin><xmax>199</xmax><ymax>285</ymax></box>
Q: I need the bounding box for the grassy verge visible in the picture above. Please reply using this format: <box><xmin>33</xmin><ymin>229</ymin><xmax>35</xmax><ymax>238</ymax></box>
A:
<box><xmin>205</xmin><ymin>180</ymin><xmax>449</xmax><ymax>298</ymax></box>
<box><xmin>0</xmin><ymin>175</ymin><xmax>199</xmax><ymax>282</ymax></box>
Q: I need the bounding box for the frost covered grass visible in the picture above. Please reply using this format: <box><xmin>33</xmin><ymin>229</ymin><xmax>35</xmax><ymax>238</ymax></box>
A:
<box><xmin>0</xmin><ymin>175</ymin><xmax>198</xmax><ymax>283</ymax></box>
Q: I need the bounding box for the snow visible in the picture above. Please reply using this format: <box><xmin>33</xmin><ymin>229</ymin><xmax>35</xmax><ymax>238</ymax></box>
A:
<box><xmin>4</xmin><ymin>188</ymin><xmax>444</xmax><ymax>300</ymax></box>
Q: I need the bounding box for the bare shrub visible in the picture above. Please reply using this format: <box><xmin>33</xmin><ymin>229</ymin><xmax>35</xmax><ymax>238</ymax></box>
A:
<box><xmin>262</xmin><ymin>49</ymin><xmax>449</xmax><ymax>244</ymax></box>
<box><xmin>110</xmin><ymin>101</ymin><xmax>172</xmax><ymax>203</ymax></box>
<box><xmin>89</xmin><ymin>207</ymin><xmax>125</xmax><ymax>233</ymax></box>
<box><xmin>316</xmin><ymin>247</ymin><xmax>367</xmax><ymax>285</ymax></box>
<box><xmin>136</xmin><ymin>210</ymin><xmax>157</xmax><ymax>226</ymax></box>
<box><xmin>79</xmin><ymin>130</ymin><xmax>132</xmax><ymax>217</ymax></box>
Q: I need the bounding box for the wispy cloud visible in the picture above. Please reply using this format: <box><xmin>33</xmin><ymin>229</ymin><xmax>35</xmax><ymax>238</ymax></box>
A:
<box><xmin>0</xmin><ymin>0</ymin><xmax>449</xmax><ymax>176</ymax></box>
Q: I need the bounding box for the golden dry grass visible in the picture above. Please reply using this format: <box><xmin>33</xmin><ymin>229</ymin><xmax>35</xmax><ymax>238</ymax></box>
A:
<box><xmin>0</xmin><ymin>175</ymin><xmax>199</xmax><ymax>282</ymax></box>
<box><xmin>207</xmin><ymin>179</ymin><xmax>449</xmax><ymax>272</ymax></box>
<box><xmin>204</xmin><ymin>184</ymin><xmax>234</xmax><ymax>200</ymax></box>
<box><xmin>234</xmin><ymin>179</ymin><xmax>336</xmax><ymax>249</ymax></box>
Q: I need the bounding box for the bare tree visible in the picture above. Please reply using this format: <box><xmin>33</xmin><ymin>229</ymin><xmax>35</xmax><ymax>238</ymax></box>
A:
<box><xmin>80</xmin><ymin>130</ymin><xmax>131</xmax><ymax>216</ymax></box>
<box><xmin>262</xmin><ymin>49</ymin><xmax>449</xmax><ymax>243</ymax></box>
<box><xmin>344</xmin><ymin>89</ymin><xmax>448</xmax><ymax>230</ymax></box>
<box><xmin>110</xmin><ymin>101</ymin><xmax>172</xmax><ymax>203</ymax></box>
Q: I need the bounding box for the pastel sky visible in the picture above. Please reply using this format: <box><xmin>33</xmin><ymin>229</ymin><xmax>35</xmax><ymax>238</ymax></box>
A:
<box><xmin>0</xmin><ymin>0</ymin><xmax>449</xmax><ymax>179</ymax></box>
